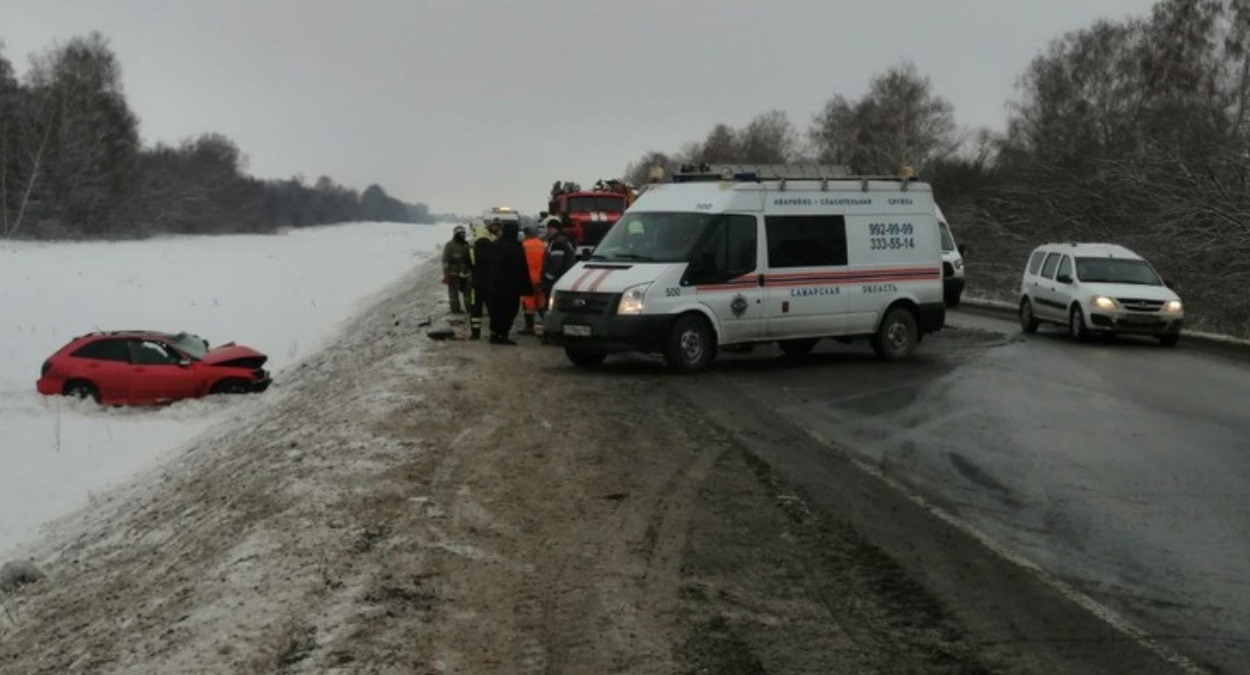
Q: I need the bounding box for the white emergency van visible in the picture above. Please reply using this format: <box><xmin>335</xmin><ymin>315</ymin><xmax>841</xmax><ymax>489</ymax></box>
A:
<box><xmin>543</xmin><ymin>164</ymin><xmax>947</xmax><ymax>372</ymax></box>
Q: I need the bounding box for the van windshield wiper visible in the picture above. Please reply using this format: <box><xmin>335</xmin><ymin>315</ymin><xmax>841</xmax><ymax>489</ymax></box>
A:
<box><xmin>607</xmin><ymin>253</ymin><xmax>655</xmax><ymax>262</ymax></box>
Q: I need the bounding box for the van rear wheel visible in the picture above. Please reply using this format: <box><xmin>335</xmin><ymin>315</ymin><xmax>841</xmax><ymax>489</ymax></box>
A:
<box><xmin>664</xmin><ymin>315</ymin><xmax>715</xmax><ymax>373</ymax></box>
<box><xmin>870</xmin><ymin>307</ymin><xmax>918</xmax><ymax>361</ymax></box>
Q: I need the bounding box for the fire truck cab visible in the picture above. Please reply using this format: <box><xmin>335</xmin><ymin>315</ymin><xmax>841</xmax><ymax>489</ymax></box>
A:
<box><xmin>548</xmin><ymin>179</ymin><xmax>636</xmax><ymax>257</ymax></box>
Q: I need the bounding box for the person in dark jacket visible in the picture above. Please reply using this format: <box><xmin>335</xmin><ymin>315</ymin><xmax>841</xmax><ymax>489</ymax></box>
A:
<box><xmin>468</xmin><ymin>220</ymin><xmax>499</xmax><ymax>340</ymax></box>
<box><xmin>541</xmin><ymin>217</ymin><xmax>577</xmax><ymax>297</ymax></box>
<box><xmin>486</xmin><ymin>220</ymin><xmax>533</xmax><ymax>345</ymax></box>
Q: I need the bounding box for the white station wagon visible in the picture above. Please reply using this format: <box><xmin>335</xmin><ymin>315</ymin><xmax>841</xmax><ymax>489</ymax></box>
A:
<box><xmin>1018</xmin><ymin>242</ymin><xmax>1184</xmax><ymax>346</ymax></box>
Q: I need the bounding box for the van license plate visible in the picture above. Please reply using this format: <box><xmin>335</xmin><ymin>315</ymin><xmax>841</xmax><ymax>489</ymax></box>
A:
<box><xmin>564</xmin><ymin>324</ymin><xmax>592</xmax><ymax>337</ymax></box>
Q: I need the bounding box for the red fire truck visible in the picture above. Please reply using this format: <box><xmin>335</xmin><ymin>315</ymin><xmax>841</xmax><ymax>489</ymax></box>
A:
<box><xmin>547</xmin><ymin>179</ymin><xmax>637</xmax><ymax>256</ymax></box>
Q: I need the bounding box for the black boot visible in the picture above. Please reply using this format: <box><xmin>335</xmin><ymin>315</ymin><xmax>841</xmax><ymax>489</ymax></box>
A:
<box><xmin>518</xmin><ymin>314</ymin><xmax>535</xmax><ymax>335</ymax></box>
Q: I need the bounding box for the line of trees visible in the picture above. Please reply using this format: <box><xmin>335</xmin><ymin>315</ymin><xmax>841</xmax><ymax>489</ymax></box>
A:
<box><xmin>623</xmin><ymin>0</ymin><xmax>1250</xmax><ymax>336</ymax></box>
<box><xmin>0</xmin><ymin>32</ymin><xmax>446</xmax><ymax>240</ymax></box>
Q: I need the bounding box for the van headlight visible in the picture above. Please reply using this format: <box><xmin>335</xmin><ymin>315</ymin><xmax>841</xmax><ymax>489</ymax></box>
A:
<box><xmin>1092</xmin><ymin>295</ymin><xmax>1117</xmax><ymax>310</ymax></box>
<box><xmin>617</xmin><ymin>283</ymin><xmax>650</xmax><ymax>316</ymax></box>
<box><xmin>1164</xmin><ymin>300</ymin><xmax>1183</xmax><ymax>313</ymax></box>
<box><xmin>547</xmin><ymin>291</ymin><xmax>557</xmax><ymax>313</ymax></box>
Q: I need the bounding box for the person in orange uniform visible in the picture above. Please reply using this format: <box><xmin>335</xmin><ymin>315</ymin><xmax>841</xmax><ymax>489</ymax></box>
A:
<box><xmin>519</xmin><ymin>224</ymin><xmax>547</xmax><ymax>336</ymax></box>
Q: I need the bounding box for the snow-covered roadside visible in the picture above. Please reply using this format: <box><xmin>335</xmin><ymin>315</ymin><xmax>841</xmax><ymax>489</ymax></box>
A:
<box><xmin>0</xmin><ymin>258</ymin><xmax>456</xmax><ymax>673</ymax></box>
<box><xmin>0</xmin><ymin>222</ymin><xmax>453</xmax><ymax>559</ymax></box>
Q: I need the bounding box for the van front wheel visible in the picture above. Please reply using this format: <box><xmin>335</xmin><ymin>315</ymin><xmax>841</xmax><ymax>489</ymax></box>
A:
<box><xmin>665</xmin><ymin>315</ymin><xmax>715</xmax><ymax>373</ymax></box>
<box><xmin>871</xmin><ymin>307</ymin><xmax>918</xmax><ymax>361</ymax></box>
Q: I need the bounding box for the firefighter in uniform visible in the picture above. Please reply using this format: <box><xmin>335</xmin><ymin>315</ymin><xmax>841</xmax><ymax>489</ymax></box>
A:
<box><xmin>442</xmin><ymin>225</ymin><xmax>472</xmax><ymax>313</ymax></box>
<box><xmin>519</xmin><ymin>224</ymin><xmax>547</xmax><ymax>335</ymax></box>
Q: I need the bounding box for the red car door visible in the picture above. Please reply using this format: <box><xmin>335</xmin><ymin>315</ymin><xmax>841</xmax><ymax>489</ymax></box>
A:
<box><xmin>126</xmin><ymin>339</ymin><xmax>201</xmax><ymax>403</ymax></box>
<box><xmin>71</xmin><ymin>338</ymin><xmax>134</xmax><ymax>402</ymax></box>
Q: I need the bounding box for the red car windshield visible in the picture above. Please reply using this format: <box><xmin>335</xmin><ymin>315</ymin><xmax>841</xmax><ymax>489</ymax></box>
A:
<box><xmin>167</xmin><ymin>332</ymin><xmax>209</xmax><ymax>359</ymax></box>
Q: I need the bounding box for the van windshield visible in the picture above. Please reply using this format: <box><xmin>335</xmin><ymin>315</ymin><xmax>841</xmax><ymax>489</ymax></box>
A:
<box><xmin>939</xmin><ymin>222</ymin><xmax>956</xmax><ymax>252</ymax></box>
<box><xmin>591</xmin><ymin>212</ymin><xmax>720</xmax><ymax>263</ymax></box>
<box><xmin>1075</xmin><ymin>257</ymin><xmax>1162</xmax><ymax>285</ymax></box>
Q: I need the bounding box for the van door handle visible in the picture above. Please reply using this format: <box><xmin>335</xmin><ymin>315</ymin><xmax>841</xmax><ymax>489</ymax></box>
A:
<box><xmin>758</xmin><ymin>275</ymin><xmax>766</xmax><ymax>287</ymax></box>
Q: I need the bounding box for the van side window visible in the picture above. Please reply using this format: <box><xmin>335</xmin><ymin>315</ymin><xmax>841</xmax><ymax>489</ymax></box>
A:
<box><xmin>1028</xmin><ymin>251</ymin><xmax>1045</xmax><ymax>275</ymax></box>
<box><xmin>764</xmin><ymin>215</ymin><xmax>847</xmax><ymax>268</ymax></box>
<box><xmin>1056</xmin><ymin>255</ymin><xmax>1072</xmax><ymax>280</ymax></box>
<box><xmin>686</xmin><ymin>215</ymin><xmax>758</xmax><ymax>283</ymax></box>
<box><xmin>1040</xmin><ymin>253</ymin><xmax>1061</xmax><ymax>279</ymax></box>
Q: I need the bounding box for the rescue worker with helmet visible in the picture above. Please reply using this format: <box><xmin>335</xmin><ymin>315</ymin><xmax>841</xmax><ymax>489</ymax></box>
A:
<box><xmin>519</xmin><ymin>224</ymin><xmax>547</xmax><ymax>335</ymax></box>
<box><xmin>442</xmin><ymin>224</ymin><xmax>472</xmax><ymax>314</ymax></box>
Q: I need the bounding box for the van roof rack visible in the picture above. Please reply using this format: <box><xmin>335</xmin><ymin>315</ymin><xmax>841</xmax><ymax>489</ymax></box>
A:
<box><xmin>671</xmin><ymin>163</ymin><xmax>919</xmax><ymax>186</ymax></box>
<box><xmin>673</xmin><ymin>164</ymin><xmax>854</xmax><ymax>183</ymax></box>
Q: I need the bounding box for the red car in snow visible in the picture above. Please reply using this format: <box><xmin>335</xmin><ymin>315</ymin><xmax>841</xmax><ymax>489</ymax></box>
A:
<box><xmin>36</xmin><ymin>330</ymin><xmax>271</xmax><ymax>405</ymax></box>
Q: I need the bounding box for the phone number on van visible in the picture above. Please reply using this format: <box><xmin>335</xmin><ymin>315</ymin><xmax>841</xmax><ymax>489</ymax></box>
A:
<box><xmin>869</xmin><ymin>222</ymin><xmax>914</xmax><ymax>236</ymax></box>
<box><xmin>869</xmin><ymin>237</ymin><xmax>916</xmax><ymax>251</ymax></box>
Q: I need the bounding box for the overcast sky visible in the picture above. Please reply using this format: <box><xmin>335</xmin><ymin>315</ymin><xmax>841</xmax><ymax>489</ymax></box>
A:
<box><xmin>1</xmin><ymin>0</ymin><xmax>1157</xmax><ymax>217</ymax></box>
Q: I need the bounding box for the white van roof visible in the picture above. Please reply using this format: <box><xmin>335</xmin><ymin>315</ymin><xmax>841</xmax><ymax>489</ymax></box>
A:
<box><xmin>632</xmin><ymin>178</ymin><xmax>934</xmax><ymax>215</ymax></box>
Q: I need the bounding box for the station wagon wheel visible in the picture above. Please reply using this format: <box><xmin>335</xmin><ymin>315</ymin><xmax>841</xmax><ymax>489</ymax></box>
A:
<box><xmin>665</xmin><ymin>314</ymin><xmax>715</xmax><ymax>373</ymax></box>
<box><xmin>1068</xmin><ymin>305</ymin><xmax>1089</xmax><ymax>342</ymax></box>
<box><xmin>63</xmin><ymin>379</ymin><xmax>100</xmax><ymax>403</ymax></box>
<box><xmin>871</xmin><ymin>307</ymin><xmax>918</xmax><ymax>361</ymax></box>
<box><xmin>1019</xmin><ymin>298</ymin><xmax>1039</xmax><ymax>333</ymax></box>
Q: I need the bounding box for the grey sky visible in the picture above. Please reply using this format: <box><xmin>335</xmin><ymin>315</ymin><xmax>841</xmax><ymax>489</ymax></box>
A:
<box><xmin>1</xmin><ymin>0</ymin><xmax>1156</xmax><ymax>217</ymax></box>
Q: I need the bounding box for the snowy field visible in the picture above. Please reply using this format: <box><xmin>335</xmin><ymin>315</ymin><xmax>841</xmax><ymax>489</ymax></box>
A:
<box><xmin>0</xmin><ymin>221</ymin><xmax>452</xmax><ymax>558</ymax></box>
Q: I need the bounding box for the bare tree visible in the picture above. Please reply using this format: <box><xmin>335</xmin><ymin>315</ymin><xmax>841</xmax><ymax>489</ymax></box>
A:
<box><xmin>810</xmin><ymin>62</ymin><xmax>956</xmax><ymax>174</ymax></box>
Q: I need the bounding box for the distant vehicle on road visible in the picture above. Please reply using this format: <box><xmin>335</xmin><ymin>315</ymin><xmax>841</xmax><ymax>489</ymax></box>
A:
<box><xmin>36</xmin><ymin>330</ymin><xmax>271</xmax><ymax>405</ymax></box>
<box><xmin>936</xmin><ymin>206</ymin><xmax>967</xmax><ymax>308</ymax></box>
<box><xmin>1018</xmin><ymin>242</ymin><xmax>1184</xmax><ymax>346</ymax></box>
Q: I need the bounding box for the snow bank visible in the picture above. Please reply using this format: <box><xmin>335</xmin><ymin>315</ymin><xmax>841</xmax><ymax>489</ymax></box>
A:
<box><xmin>0</xmin><ymin>222</ymin><xmax>453</xmax><ymax>557</ymax></box>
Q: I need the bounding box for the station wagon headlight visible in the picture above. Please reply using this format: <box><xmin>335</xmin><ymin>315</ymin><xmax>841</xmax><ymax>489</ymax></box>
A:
<box><xmin>1164</xmin><ymin>300</ymin><xmax>1183</xmax><ymax>313</ymax></box>
<box><xmin>1092</xmin><ymin>295</ymin><xmax>1117</xmax><ymax>310</ymax></box>
<box><xmin>617</xmin><ymin>283</ymin><xmax>650</xmax><ymax>315</ymax></box>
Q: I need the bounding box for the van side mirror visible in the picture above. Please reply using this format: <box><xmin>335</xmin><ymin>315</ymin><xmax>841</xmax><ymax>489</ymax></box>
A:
<box><xmin>958</xmin><ymin>243</ymin><xmax>968</xmax><ymax>256</ymax></box>
<box><xmin>1163</xmin><ymin>278</ymin><xmax>1177</xmax><ymax>290</ymax></box>
<box><xmin>1056</xmin><ymin>273</ymin><xmax>1073</xmax><ymax>284</ymax></box>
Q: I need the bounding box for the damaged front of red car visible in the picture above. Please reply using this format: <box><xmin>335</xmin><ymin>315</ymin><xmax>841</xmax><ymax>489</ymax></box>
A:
<box><xmin>198</xmin><ymin>342</ymin><xmax>273</xmax><ymax>394</ymax></box>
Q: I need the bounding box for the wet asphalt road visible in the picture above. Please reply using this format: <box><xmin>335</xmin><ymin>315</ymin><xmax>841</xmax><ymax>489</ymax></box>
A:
<box><xmin>673</xmin><ymin>311</ymin><xmax>1250</xmax><ymax>673</ymax></box>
